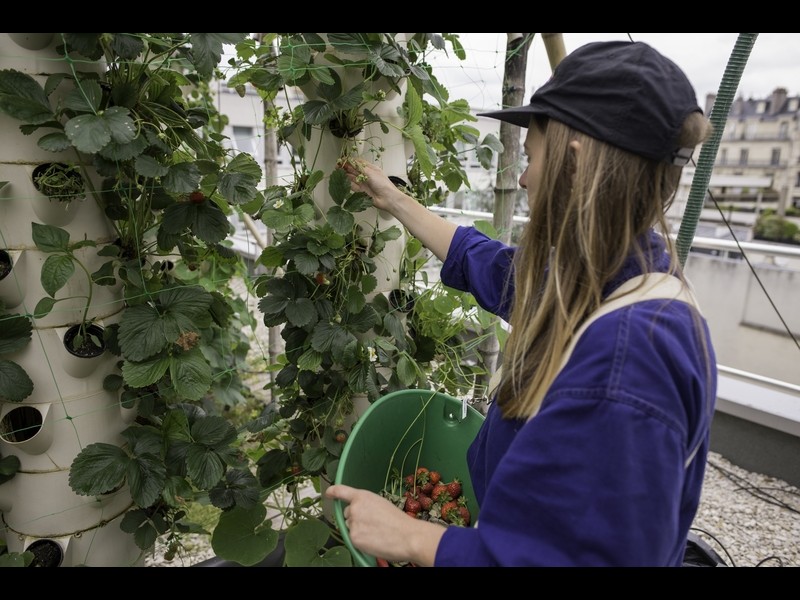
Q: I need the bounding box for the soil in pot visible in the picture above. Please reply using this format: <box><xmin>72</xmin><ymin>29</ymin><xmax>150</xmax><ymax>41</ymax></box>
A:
<box><xmin>63</xmin><ymin>323</ymin><xmax>106</xmax><ymax>358</ymax></box>
<box><xmin>32</xmin><ymin>162</ymin><xmax>86</xmax><ymax>204</ymax></box>
<box><xmin>0</xmin><ymin>250</ymin><xmax>11</xmax><ymax>280</ymax></box>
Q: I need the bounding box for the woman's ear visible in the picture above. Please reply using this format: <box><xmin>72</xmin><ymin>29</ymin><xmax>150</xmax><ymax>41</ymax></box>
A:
<box><xmin>569</xmin><ymin>140</ymin><xmax>581</xmax><ymax>155</ymax></box>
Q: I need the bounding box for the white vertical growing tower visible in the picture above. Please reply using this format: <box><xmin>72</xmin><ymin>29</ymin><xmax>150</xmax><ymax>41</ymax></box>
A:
<box><xmin>0</xmin><ymin>33</ymin><xmax>140</xmax><ymax>567</ymax></box>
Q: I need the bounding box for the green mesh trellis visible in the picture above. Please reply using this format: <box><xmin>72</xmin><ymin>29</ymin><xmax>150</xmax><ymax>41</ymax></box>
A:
<box><xmin>676</xmin><ymin>33</ymin><xmax>759</xmax><ymax>267</ymax></box>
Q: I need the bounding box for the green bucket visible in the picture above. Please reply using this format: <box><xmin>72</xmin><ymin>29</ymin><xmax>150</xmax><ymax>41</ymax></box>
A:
<box><xmin>334</xmin><ymin>389</ymin><xmax>485</xmax><ymax>567</ymax></box>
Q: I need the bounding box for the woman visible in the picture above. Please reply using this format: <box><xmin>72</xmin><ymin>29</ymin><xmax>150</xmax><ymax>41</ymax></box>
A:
<box><xmin>326</xmin><ymin>40</ymin><xmax>717</xmax><ymax>567</ymax></box>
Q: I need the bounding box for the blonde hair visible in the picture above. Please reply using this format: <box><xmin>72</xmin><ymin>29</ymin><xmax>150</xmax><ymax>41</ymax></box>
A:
<box><xmin>497</xmin><ymin>112</ymin><xmax>712</xmax><ymax>420</ymax></box>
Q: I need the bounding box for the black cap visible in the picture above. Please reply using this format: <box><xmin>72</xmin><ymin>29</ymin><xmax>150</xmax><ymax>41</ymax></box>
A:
<box><xmin>478</xmin><ymin>41</ymin><xmax>702</xmax><ymax>165</ymax></box>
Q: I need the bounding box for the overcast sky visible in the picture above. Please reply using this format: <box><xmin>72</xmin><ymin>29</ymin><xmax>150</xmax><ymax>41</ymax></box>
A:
<box><xmin>426</xmin><ymin>33</ymin><xmax>800</xmax><ymax>112</ymax></box>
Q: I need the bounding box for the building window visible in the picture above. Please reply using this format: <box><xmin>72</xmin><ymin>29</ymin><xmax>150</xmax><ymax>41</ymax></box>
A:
<box><xmin>756</xmin><ymin>101</ymin><xmax>766</xmax><ymax>114</ymax></box>
<box><xmin>779</xmin><ymin>122</ymin><xmax>789</xmax><ymax>139</ymax></box>
<box><xmin>719</xmin><ymin>148</ymin><xmax>727</xmax><ymax>165</ymax></box>
<box><xmin>789</xmin><ymin>98</ymin><xmax>799</xmax><ymax>112</ymax></box>
<box><xmin>796</xmin><ymin>171</ymin><xmax>800</xmax><ymax>187</ymax></box>
<box><xmin>771</xmin><ymin>148</ymin><xmax>781</xmax><ymax>166</ymax></box>
<box><xmin>739</xmin><ymin>149</ymin><xmax>748</xmax><ymax>166</ymax></box>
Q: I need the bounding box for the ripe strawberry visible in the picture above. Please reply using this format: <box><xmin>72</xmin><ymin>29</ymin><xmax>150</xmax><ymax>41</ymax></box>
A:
<box><xmin>441</xmin><ymin>500</ymin><xmax>459</xmax><ymax>522</ymax></box>
<box><xmin>431</xmin><ymin>483</ymin><xmax>450</xmax><ymax>503</ymax></box>
<box><xmin>314</xmin><ymin>272</ymin><xmax>330</xmax><ymax>286</ymax></box>
<box><xmin>403</xmin><ymin>474</ymin><xmax>416</xmax><ymax>490</ymax></box>
<box><xmin>376</xmin><ymin>557</ymin><xmax>390</xmax><ymax>567</ymax></box>
<box><xmin>456</xmin><ymin>505</ymin><xmax>471</xmax><ymax>526</ymax></box>
<box><xmin>404</xmin><ymin>495</ymin><xmax>422</xmax><ymax>514</ymax></box>
<box><xmin>428</xmin><ymin>470</ymin><xmax>441</xmax><ymax>485</ymax></box>
<box><xmin>415</xmin><ymin>467</ymin><xmax>430</xmax><ymax>485</ymax></box>
<box><xmin>418</xmin><ymin>494</ymin><xmax>433</xmax><ymax>511</ymax></box>
<box><xmin>446</xmin><ymin>479</ymin><xmax>462</xmax><ymax>500</ymax></box>
<box><xmin>189</xmin><ymin>190</ymin><xmax>205</xmax><ymax>204</ymax></box>
<box><xmin>420</xmin><ymin>481</ymin><xmax>434</xmax><ymax>496</ymax></box>
<box><xmin>334</xmin><ymin>429</ymin><xmax>347</xmax><ymax>443</ymax></box>
<box><xmin>405</xmin><ymin>511</ymin><xmax>419</xmax><ymax>518</ymax></box>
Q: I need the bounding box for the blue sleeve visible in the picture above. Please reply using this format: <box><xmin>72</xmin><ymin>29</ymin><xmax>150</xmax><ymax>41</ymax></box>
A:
<box><xmin>440</xmin><ymin>226</ymin><xmax>516</xmax><ymax>320</ymax></box>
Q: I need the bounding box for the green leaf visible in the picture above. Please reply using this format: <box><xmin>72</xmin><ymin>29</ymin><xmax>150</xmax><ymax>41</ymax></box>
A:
<box><xmin>170</xmin><ymin>349</ymin><xmax>212</xmax><ymax>401</ymax></box>
<box><xmin>63</xmin><ymin>80</ymin><xmax>102</xmax><ymax>112</ymax></box>
<box><xmin>193</xmin><ymin>202</ymin><xmax>230</xmax><ymax>244</ymax></box>
<box><xmin>40</xmin><ymin>254</ymin><xmax>74</xmax><ymax>297</ymax></box>
<box><xmin>285</xmin><ymin>298</ymin><xmax>315</xmax><ymax>327</ymax></box>
<box><xmin>122</xmin><ymin>357</ymin><xmax>170</xmax><ymax>388</ymax></box>
<box><xmin>32</xmin><ymin>297</ymin><xmax>56</xmax><ymax>319</ymax></box>
<box><xmin>164</xmin><ymin>162</ymin><xmax>201</xmax><ymax>194</ymax></box>
<box><xmin>284</xmin><ymin>518</ymin><xmax>351</xmax><ymax>567</ymax></box>
<box><xmin>310</xmin><ymin>65</ymin><xmax>335</xmax><ymax>85</ymax></box>
<box><xmin>127</xmin><ymin>453</ymin><xmax>167</xmax><ymax>508</ymax></box>
<box><xmin>397</xmin><ymin>355</ymin><xmax>418</xmax><ymax>387</ymax></box>
<box><xmin>296</xmin><ymin>348</ymin><xmax>322</xmax><ymax>372</ymax></box>
<box><xmin>189</xmin><ymin>33</ymin><xmax>247</xmax><ymax>78</ymax></box>
<box><xmin>310</xmin><ymin>322</ymin><xmax>344</xmax><ymax>353</ymax></box>
<box><xmin>360</xmin><ymin>274</ymin><xmax>377</xmax><ymax>294</ymax></box>
<box><xmin>219</xmin><ymin>170</ymin><xmax>259</xmax><ymax>205</ymax></box>
<box><xmin>346</xmin><ymin>285</ymin><xmax>365</xmax><ymax>314</ymax></box>
<box><xmin>228</xmin><ymin>149</ymin><xmax>263</xmax><ymax>178</ymax></box>
<box><xmin>161</xmin><ymin>202</ymin><xmax>195</xmax><ymax>234</ymax></box>
<box><xmin>0</xmin><ymin>360</ymin><xmax>34</xmax><ymax>402</ymax></box>
<box><xmin>119</xmin><ymin>304</ymin><xmax>168</xmax><ymax>361</ymax></box>
<box><xmin>212</xmin><ymin>504</ymin><xmax>279</xmax><ymax>567</ymax></box>
<box><xmin>292</xmin><ymin>251</ymin><xmax>319</xmax><ymax>276</ymax></box>
<box><xmin>346</xmin><ymin>305</ymin><xmax>380</xmax><ymax>333</ymax></box>
<box><xmin>404</xmin><ymin>123</ymin><xmax>433</xmax><ymax>177</ymax></box>
<box><xmin>305</xmin><ymin>169</ymin><xmax>325</xmax><ymax>191</ymax></box>
<box><xmin>300</xmin><ymin>100</ymin><xmax>333</xmax><ymax>125</ymax></box>
<box><xmin>209</xmin><ymin>468</ymin><xmax>260</xmax><ymax>510</ymax></box>
<box><xmin>342</xmin><ymin>191</ymin><xmax>372</xmax><ymax>213</ymax></box>
<box><xmin>328</xmin><ymin>168</ymin><xmax>350</xmax><ymax>204</ymax></box>
<box><xmin>91</xmin><ymin>260</ymin><xmax>116</xmax><ymax>286</ymax></box>
<box><xmin>327</xmin><ymin>206</ymin><xmax>354</xmax><ymax>234</ymax></box>
<box><xmin>405</xmin><ymin>82</ymin><xmax>423</xmax><ymax>127</ymax></box>
<box><xmin>68</xmin><ymin>443</ymin><xmax>130</xmax><ymax>496</ymax></box>
<box><xmin>64</xmin><ymin>114</ymin><xmax>111</xmax><ymax>153</ymax></box>
<box><xmin>185</xmin><ymin>444</ymin><xmax>224</xmax><ymax>489</ymax></box>
<box><xmin>160</xmin><ymin>285</ymin><xmax>213</xmax><ymax>320</ymax></box>
<box><xmin>191</xmin><ymin>415</ymin><xmax>236</xmax><ymax>447</ymax></box>
<box><xmin>261</xmin><ymin>209</ymin><xmax>294</xmax><ymax>232</ymax></box>
<box><xmin>0</xmin><ymin>69</ymin><xmax>53</xmax><ymax>123</ymax></box>
<box><xmin>0</xmin><ymin>314</ymin><xmax>32</xmax><ymax>354</ymax></box>
<box><xmin>383</xmin><ymin>312</ymin><xmax>406</xmax><ymax>341</ymax></box>
<box><xmin>37</xmin><ymin>132</ymin><xmax>71</xmax><ymax>152</ymax></box>
<box><xmin>301</xmin><ymin>446</ymin><xmax>327</xmax><ymax>473</ymax></box>
<box><xmin>134</xmin><ymin>155</ymin><xmax>169</xmax><ymax>178</ymax></box>
<box><xmin>257</xmin><ymin>246</ymin><xmax>284</xmax><ymax>268</ymax></box>
<box><xmin>31</xmin><ymin>222</ymin><xmax>70</xmax><ymax>252</ymax></box>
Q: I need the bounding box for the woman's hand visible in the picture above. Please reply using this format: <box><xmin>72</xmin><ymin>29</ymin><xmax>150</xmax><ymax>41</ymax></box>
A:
<box><xmin>338</xmin><ymin>159</ymin><xmax>403</xmax><ymax>213</ymax></box>
<box><xmin>326</xmin><ymin>483</ymin><xmax>446</xmax><ymax>566</ymax></box>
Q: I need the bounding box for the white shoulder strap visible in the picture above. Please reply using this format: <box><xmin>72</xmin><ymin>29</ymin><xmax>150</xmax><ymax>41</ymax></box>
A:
<box><xmin>487</xmin><ymin>273</ymin><xmax>704</xmax><ymax>467</ymax></box>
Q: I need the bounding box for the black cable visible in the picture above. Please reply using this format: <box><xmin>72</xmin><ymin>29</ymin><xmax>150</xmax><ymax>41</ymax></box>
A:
<box><xmin>689</xmin><ymin>526</ymin><xmax>737</xmax><ymax>567</ymax></box>
<box><xmin>707</xmin><ymin>188</ymin><xmax>800</xmax><ymax>353</ymax></box>
<box><xmin>755</xmin><ymin>555</ymin><xmax>785</xmax><ymax>567</ymax></box>
<box><xmin>707</xmin><ymin>458</ymin><xmax>800</xmax><ymax>515</ymax></box>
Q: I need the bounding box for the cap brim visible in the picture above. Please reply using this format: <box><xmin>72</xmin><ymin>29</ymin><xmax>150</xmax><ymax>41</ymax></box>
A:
<box><xmin>477</xmin><ymin>105</ymin><xmax>536</xmax><ymax>128</ymax></box>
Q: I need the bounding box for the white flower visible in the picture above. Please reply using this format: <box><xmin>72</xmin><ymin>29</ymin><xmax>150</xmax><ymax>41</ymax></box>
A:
<box><xmin>368</xmin><ymin>346</ymin><xmax>377</xmax><ymax>362</ymax></box>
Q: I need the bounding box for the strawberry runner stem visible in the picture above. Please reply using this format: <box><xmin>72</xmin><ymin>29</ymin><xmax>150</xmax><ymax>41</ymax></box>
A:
<box><xmin>382</xmin><ymin>390</ymin><xmax>438</xmax><ymax>495</ymax></box>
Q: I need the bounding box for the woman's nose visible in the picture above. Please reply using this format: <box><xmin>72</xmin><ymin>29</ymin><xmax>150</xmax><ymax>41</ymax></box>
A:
<box><xmin>519</xmin><ymin>166</ymin><xmax>528</xmax><ymax>190</ymax></box>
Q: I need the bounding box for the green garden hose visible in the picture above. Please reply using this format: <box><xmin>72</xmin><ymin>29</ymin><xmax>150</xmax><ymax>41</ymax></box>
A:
<box><xmin>676</xmin><ymin>33</ymin><xmax>759</xmax><ymax>267</ymax></box>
